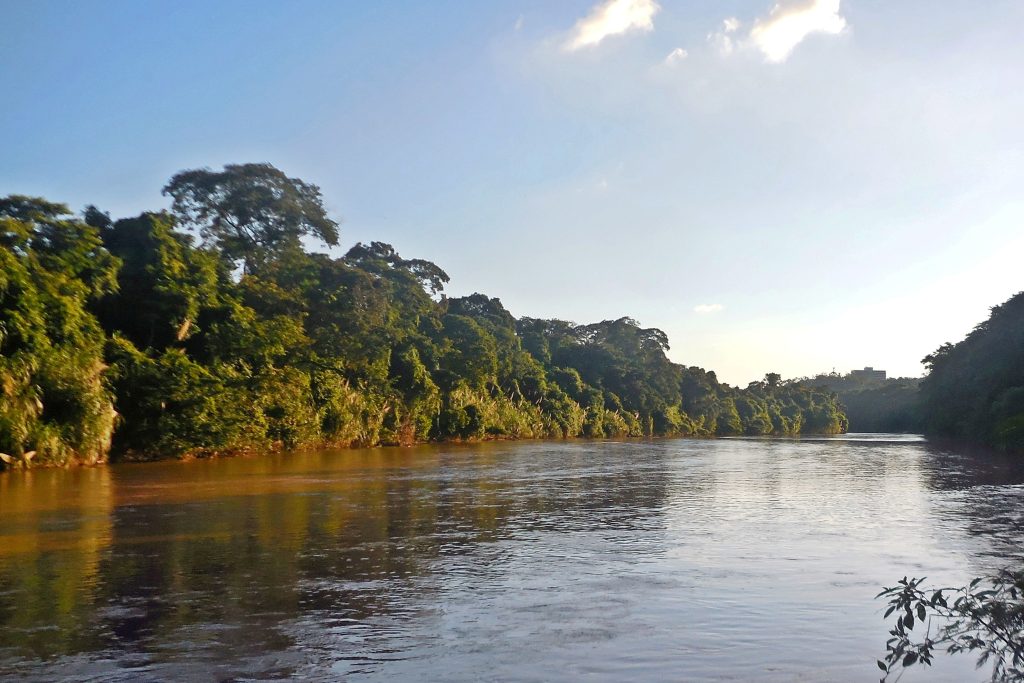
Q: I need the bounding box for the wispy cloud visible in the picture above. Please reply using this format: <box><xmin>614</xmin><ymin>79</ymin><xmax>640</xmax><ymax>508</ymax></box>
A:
<box><xmin>749</xmin><ymin>0</ymin><xmax>847</xmax><ymax>63</ymax></box>
<box><xmin>664</xmin><ymin>47</ymin><xmax>689</xmax><ymax>66</ymax></box>
<box><xmin>694</xmin><ymin>303</ymin><xmax>724</xmax><ymax>314</ymax></box>
<box><xmin>565</xmin><ymin>0</ymin><xmax>660</xmax><ymax>52</ymax></box>
<box><xmin>707</xmin><ymin>17</ymin><xmax>740</xmax><ymax>57</ymax></box>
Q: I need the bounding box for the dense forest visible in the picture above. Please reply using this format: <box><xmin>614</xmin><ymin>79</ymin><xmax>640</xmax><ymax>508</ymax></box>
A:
<box><xmin>919</xmin><ymin>290</ymin><xmax>1024</xmax><ymax>453</ymax></box>
<box><xmin>800</xmin><ymin>373</ymin><xmax>922</xmax><ymax>433</ymax></box>
<box><xmin>0</xmin><ymin>163</ymin><xmax>849</xmax><ymax>467</ymax></box>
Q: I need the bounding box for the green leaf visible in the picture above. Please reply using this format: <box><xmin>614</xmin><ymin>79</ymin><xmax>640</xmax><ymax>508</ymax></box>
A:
<box><xmin>877</xmin><ymin>660</ymin><xmax>887</xmax><ymax>671</ymax></box>
<box><xmin>903</xmin><ymin>652</ymin><xmax>918</xmax><ymax>667</ymax></box>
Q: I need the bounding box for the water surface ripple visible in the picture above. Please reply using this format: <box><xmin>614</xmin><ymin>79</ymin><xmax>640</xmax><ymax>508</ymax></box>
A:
<box><xmin>1</xmin><ymin>435</ymin><xmax>1022</xmax><ymax>681</ymax></box>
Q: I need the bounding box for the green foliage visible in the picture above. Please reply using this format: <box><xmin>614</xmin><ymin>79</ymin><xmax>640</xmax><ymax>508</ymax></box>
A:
<box><xmin>104</xmin><ymin>338</ymin><xmax>267</xmax><ymax>458</ymax></box>
<box><xmin>0</xmin><ymin>198</ymin><xmax>117</xmax><ymax>466</ymax></box>
<box><xmin>877</xmin><ymin>571</ymin><xmax>1024</xmax><ymax>681</ymax></box>
<box><xmin>921</xmin><ymin>291</ymin><xmax>1024</xmax><ymax>452</ymax></box>
<box><xmin>94</xmin><ymin>212</ymin><xmax>220</xmax><ymax>350</ymax></box>
<box><xmin>163</xmin><ymin>163</ymin><xmax>339</xmax><ymax>270</ymax></box>
<box><xmin>390</xmin><ymin>345</ymin><xmax>441</xmax><ymax>444</ymax></box>
<box><xmin>0</xmin><ymin>164</ymin><xmax>849</xmax><ymax>466</ymax></box>
<box><xmin>802</xmin><ymin>372</ymin><xmax>923</xmax><ymax>433</ymax></box>
<box><xmin>714</xmin><ymin>398</ymin><xmax>744</xmax><ymax>436</ymax></box>
<box><xmin>437</xmin><ymin>314</ymin><xmax>499</xmax><ymax>390</ymax></box>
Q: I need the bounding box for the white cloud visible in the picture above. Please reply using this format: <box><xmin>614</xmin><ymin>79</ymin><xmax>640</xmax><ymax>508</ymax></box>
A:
<box><xmin>565</xmin><ymin>0</ymin><xmax>660</xmax><ymax>52</ymax></box>
<box><xmin>708</xmin><ymin>32</ymin><xmax>734</xmax><ymax>57</ymax></box>
<box><xmin>515</xmin><ymin>15</ymin><xmax>524</xmax><ymax>31</ymax></box>
<box><xmin>694</xmin><ymin>303</ymin><xmax>724</xmax><ymax>314</ymax></box>
<box><xmin>707</xmin><ymin>18</ymin><xmax>740</xmax><ymax>56</ymax></box>
<box><xmin>749</xmin><ymin>0</ymin><xmax>847</xmax><ymax>63</ymax></box>
<box><xmin>664</xmin><ymin>47</ymin><xmax>688</xmax><ymax>65</ymax></box>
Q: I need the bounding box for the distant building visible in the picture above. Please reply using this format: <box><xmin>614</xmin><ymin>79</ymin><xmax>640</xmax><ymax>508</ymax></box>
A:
<box><xmin>850</xmin><ymin>366</ymin><xmax>886</xmax><ymax>382</ymax></box>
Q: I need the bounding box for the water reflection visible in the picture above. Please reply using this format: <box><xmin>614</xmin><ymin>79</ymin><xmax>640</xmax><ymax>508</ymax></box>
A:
<box><xmin>0</xmin><ymin>467</ymin><xmax>113</xmax><ymax>660</ymax></box>
<box><xmin>0</xmin><ymin>437</ymin><xmax>1021</xmax><ymax>681</ymax></box>
<box><xmin>917</xmin><ymin>444</ymin><xmax>1024</xmax><ymax>569</ymax></box>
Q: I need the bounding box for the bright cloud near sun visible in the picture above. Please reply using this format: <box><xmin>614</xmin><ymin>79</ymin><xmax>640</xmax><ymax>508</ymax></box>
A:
<box><xmin>749</xmin><ymin>0</ymin><xmax>847</xmax><ymax>63</ymax></box>
<box><xmin>565</xmin><ymin>0</ymin><xmax>660</xmax><ymax>52</ymax></box>
<box><xmin>694</xmin><ymin>304</ymin><xmax>724</xmax><ymax>314</ymax></box>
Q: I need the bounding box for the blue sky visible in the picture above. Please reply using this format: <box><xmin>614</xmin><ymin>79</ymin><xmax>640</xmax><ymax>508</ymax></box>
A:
<box><xmin>3</xmin><ymin>0</ymin><xmax>1022</xmax><ymax>385</ymax></box>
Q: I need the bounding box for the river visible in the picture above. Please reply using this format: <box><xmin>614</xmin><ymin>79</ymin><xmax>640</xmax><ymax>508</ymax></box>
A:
<box><xmin>1</xmin><ymin>435</ymin><xmax>1022</xmax><ymax>681</ymax></box>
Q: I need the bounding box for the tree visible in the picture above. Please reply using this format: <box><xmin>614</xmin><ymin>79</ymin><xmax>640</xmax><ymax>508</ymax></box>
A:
<box><xmin>344</xmin><ymin>241</ymin><xmax>450</xmax><ymax>295</ymax></box>
<box><xmin>0</xmin><ymin>197</ymin><xmax>119</xmax><ymax>466</ymax></box>
<box><xmin>2</xmin><ymin>167</ymin><xmax>851</xmax><ymax>464</ymax></box>
<box><xmin>94</xmin><ymin>212</ymin><xmax>220</xmax><ymax>350</ymax></box>
<box><xmin>877</xmin><ymin>571</ymin><xmax>1024</xmax><ymax>681</ymax></box>
<box><xmin>163</xmin><ymin>163</ymin><xmax>339</xmax><ymax>270</ymax></box>
<box><xmin>919</xmin><ymin>291</ymin><xmax>1024</xmax><ymax>452</ymax></box>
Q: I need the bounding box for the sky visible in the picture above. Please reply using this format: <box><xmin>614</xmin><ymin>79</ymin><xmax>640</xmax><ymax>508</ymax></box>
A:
<box><xmin>2</xmin><ymin>0</ymin><xmax>1023</xmax><ymax>385</ymax></box>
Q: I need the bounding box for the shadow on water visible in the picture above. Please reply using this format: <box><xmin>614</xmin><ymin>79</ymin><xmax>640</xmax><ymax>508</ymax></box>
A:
<box><xmin>916</xmin><ymin>442</ymin><xmax>1024</xmax><ymax>569</ymax></box>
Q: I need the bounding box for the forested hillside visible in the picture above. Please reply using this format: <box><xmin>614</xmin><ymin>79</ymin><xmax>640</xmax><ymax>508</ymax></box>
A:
<box><xmin>0</xmin><ymin>164</ymin><xmax>847</xmax><ymax>467</ymax></box>
<box><xmin>920</xmin><ymin>290</ymin><xmax>1024</xmax><ymax>452</ymax></box>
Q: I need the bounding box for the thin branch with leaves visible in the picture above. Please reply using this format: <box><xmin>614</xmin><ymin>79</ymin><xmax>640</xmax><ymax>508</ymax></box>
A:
<box><xmin>877</xmin><ymin>569</ymin><xmax>1024</xmax><ymax>682</ymax></box>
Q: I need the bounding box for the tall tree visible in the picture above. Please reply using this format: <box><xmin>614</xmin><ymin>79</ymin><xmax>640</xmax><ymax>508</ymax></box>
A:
<box><xmin>163</xmin><ymin>163</ymin><xmax>339</xmax><ymax>270</ymax></box>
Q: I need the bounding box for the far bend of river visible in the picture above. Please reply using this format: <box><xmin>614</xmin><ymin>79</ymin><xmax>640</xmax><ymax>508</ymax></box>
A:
<box><xmin>2</xmin><ymin>436</ymin><xmax>1024</xmax><ymax>682</ymax></box>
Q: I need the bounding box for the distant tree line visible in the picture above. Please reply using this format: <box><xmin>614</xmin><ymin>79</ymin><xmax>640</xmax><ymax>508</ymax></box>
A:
<box><xmin>0</xmin><ymin>163</ymin><xmax>847</xmax><ymax>466</ymax></box>
<box><xmin>798</xmin><ymin>373</ymin><xmax>923</xmax><ymax>433</ymax></box>
<box><xmin>798</xmin><ymin>288</ymin><xmax>1024</xmax><ymax>454</ymax></box>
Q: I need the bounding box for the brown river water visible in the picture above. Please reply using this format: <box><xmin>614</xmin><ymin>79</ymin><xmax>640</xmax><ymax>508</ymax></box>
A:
<box><xmin>1</xmin><ymin>435</ymin><xmax>1023</xmax><ymax>681</ymax></box>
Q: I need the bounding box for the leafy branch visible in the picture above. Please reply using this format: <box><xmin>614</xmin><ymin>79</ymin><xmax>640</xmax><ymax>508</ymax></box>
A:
<box><xmin>877</xmin><ymin>569</ymin><xmax>1024</xmax><ymax>682</ymax></box>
